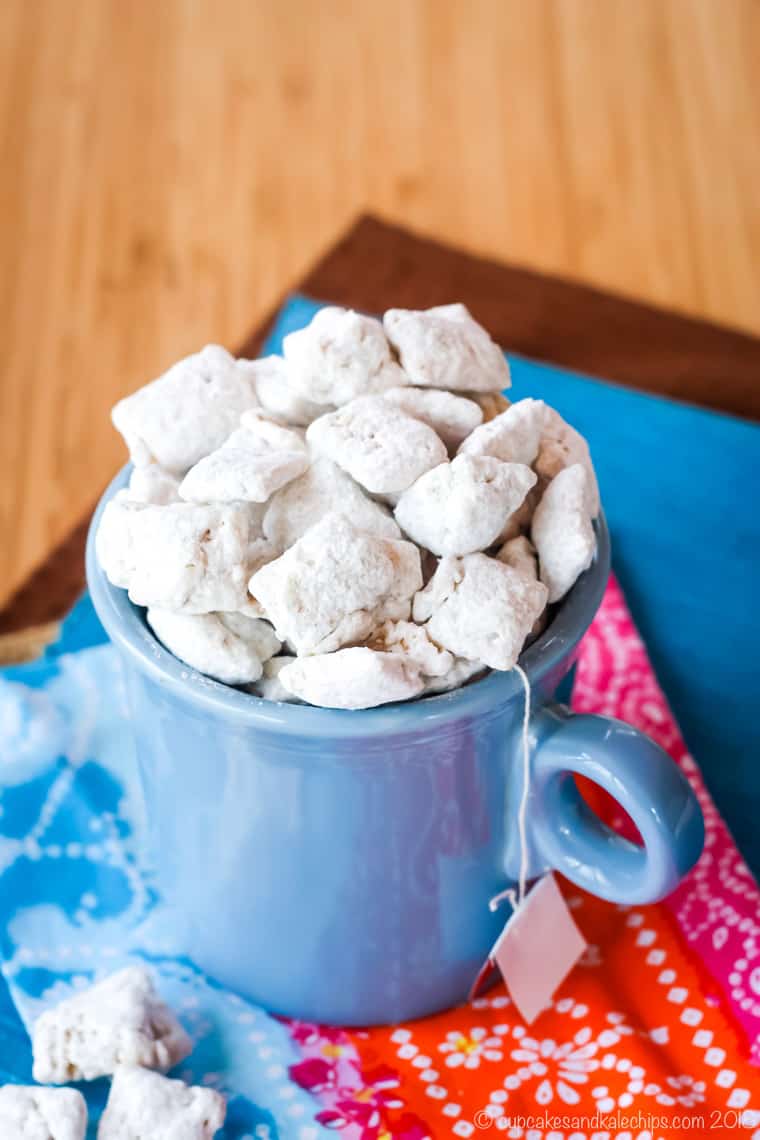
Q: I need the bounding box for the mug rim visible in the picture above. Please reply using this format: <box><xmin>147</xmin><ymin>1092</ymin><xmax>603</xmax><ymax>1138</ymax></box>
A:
<box><xmin>85</xmin><ymin>465</ymin><xmax>610</xmax><ymax>737</ymax></box>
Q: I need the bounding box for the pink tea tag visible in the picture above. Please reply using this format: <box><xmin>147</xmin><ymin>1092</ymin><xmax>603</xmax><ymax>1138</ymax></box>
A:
<box><xmin>473</xmin><ymin>873</ymin><xmax>587</xmax><ymax>1023</ymax></box>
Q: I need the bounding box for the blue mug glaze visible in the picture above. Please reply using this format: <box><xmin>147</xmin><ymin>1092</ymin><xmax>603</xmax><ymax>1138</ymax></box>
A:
<box><xmin>86</xmin><ymin>467</ymin><xmax>704</xmax><ymax>1025</ymax></box>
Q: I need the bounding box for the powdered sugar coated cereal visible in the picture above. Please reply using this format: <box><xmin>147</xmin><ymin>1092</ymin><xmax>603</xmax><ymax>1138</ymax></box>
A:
<box><xmin>283</xmin><ymin>306</ymin><xmax>406</xmax><ymax>405</ymax></box>
<box><xmin>394</xmin><ymin>454</ymin><xmax>537</xmax><ymax>556</ymax></box>
<box><xmin>383</xmin><ymin>303</ymin><xmax>511</xmax><ymax>393</ymax></box>
<box><xmin>531</xmin><ymin>463</ymin><xmax>597</xmax><ymax>603</ymax></box>
<box><xmin>306</xmin><ymin>396</ymin><xmax>447</xmax><ymax>494</ymax></box>
<box><xmin>249</xmin><ymin>512</ymin><xmax>422</xmax><ymax>655</ymax></box>
<box><xmin>111</xmin><ymin>345</ymin><xmax>259</xmax><ymax>474</ymax></box>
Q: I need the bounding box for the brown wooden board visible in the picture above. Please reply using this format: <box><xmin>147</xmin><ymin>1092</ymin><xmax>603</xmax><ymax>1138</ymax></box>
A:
<box><xmin>2</xmin><ymin>213</ymin><xmax>759</xmax><ymax>652</ymax></box>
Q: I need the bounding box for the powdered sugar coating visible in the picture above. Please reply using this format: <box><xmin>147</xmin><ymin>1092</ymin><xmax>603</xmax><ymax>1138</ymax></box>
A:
<box><xmin>238</xmin><ymin>354</ymin><xmax>329</xmax><ymax>426</ymax></box>
<box><xmin>413</xmin><ymin>553</ymin><xmax>548</xmax><ymax>670</ymax></box>
<box><xmin>536</xmin><ymin>406</ymin><xmax>600</xmax><ymax>516</ymax></box>
<box><xmin>383</xmin><ymin>303</ymin><xmax>511</xmax><ymax>393</ymax></box>
<box><xmin>394</xmin><ymin>455</ymin><xmax>537</xmax><ymax>556</ymax></box>
<box><xmin>249</xmin><ymin>513</ymin><xmax>422</xmax><ymax>655</ymax></box>
<box><xmin>112</xmin><ymin>345</ymin><xmax>259</xmax><ymax>473</ymax></box>
<box><xmin>263</xmin><ymin>456</ymin><xmax>400</xmax><ymax>549</ymax></box>
<box><xmin>97</xmin><ymin>1066</ymin><xmax>226</xmax><ymax>1140</ymax></box>
<box><xmin>367</xmin><ymin>619</ymin><xmax>454</xmax><ymax>678</ymax></box>
<box><xmin>32</xmin><ymin>966</ymin><xmax>191</xmax><ymax>1084</ymax></box>
<box><xmin>125</xmin><ymin>464</ymin><xmax>181</xmax><ymax>505</ymax></box>
<box><xmin>279</xmin><ymin>647</ymin><xmax>424</xmax><ymax>709</ymax></box>
<box><xmin>147</xmin><ymin>609</ymin><xmax>280</xmax><ymax>684</ymax></box>
<box><xmin>283</xmin><ymin>307</ymin><xmax>406</xmax><ymax>405</ymax></box>
<box><xmin>457</xmin><ymin>397</ymin><xmax>546</xmax><ymax>465</ymax></box>
<box><xmin>178</xmin><ymin>447</ymin><xmax>308</xmax><ymax>504</ymax></box>
<box><xmin>306</xmin><ymin>396</ymin><xmax>447</xmax><ymax>494</ymax></box>
<box><xmin>0</xmin><ymin>1086</ymin><xmax>87</xmax><ymax>1140</ymax></box>
<box><xmin>531</xmin><ymin>463</ymin><xmax>597</xmax><ymax>603</ymax></box>
<box><xmin>96</xmin><ymin>499</ymin><xmax>267</xmax><ymax>613</ymax></box>
<box><xmin>380</xmin><ymin>386</ymin><xmax>483</xmax><ymax>450</ymax></box>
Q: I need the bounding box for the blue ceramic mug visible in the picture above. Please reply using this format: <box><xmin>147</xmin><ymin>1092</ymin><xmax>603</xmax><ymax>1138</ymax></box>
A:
<box><xmin>86</xmin><ymin>467</ymin><xmax>704</xmax><ymax>1025</ymax></box>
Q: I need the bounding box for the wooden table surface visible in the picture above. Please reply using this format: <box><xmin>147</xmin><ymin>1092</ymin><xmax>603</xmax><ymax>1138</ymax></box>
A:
<box><xmin>2</xmin><ymin>0</ymin><xmax>759</xmax><ymax>612</ymax></box>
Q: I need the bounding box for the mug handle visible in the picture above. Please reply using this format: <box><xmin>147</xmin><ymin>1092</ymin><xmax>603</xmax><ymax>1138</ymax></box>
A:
<box><xmin>525</xmin><ymin>705</ymin><xmax>704</xmax><ymax>905</ymax></box>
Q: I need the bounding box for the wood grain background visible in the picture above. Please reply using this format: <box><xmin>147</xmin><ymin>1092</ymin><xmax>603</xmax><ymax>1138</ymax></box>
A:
<box><xmin>2</xmin><ymin>0</ymin><xmax>759</xmax><ymax>612</ymax></box>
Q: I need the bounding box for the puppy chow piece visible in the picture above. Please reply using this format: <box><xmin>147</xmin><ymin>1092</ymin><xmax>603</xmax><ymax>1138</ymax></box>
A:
<box><xmin>423</xmin><ymin>657</ymin><xmax>488</xmax><ymax>695</ymax></box>
<box><xmin>178</xmin><ymin>446</ymin><xmax>308</xmax><ymax>504</ymax></box>
<box><xmin>467</xmin><ymin>391</ymin><xmax>511</xmax><ymax>421</ymax></box>
<box><xmin>32</xmin><ymin>966</ymin><xmax>191</xmax><ymax>1084</ymax></box>
<box><xmin>97</xmin><ymin>1066</ymin><xmax>225</xmax><ymax>1140</ymax></box>
<box><xmin>307</xmin><ymin>396</ymin><xmax>447</xmax><ymax>495</ymax></box>
<box><xmin>457</xmin><ymin>397</ymin><xmax>546</xmax><ymax>466</ymax></box>
<box><xmin>112</xmin><ymin>345</ymin><xmax>259</xmax><ymax>473</ymax></box>
<box><xmin>381</xmin><ymin>386</ymin><xmax>483</xmax><ymax>450</ymax></box>
<box><xmin>249</xmin><ymin>655</ymin><xmax>301</xmax><ymax>702</ymax></box>
<box><xmin>413</xmin><ymin>553</ymin><xmax>548</xmax><ymax>671</ymax></box>
<box><xmin>535</xmin><ymin>406</ymin><xmax>600</xmax><ymax>516</ymax></box>
<box><xmin>459</xmin><ymin>398</ymin><xmax>600</xmax><ymax>515</ymax></box>
<box><xmin>0</xmin><ymin>1086</ymin><xmax>87</xmax><ymax>1140</ymax></box>
<box><xmin>367</xmin><ymin>619</ymin><xmax>454</xmax><ymax>678</ymax></box>
<box><xmin>283</xmin><ymin>306</ymin><xmax>406</xmax><ymax>405</ymax></box>
<box><xmin>249</xmin><ymin>513</ymin><xmax>422</xmax><ymax>655</ymax></box>
<box><xmin>496</xmin><ymin>535</ymin><xmax>546</xmax><ymax>638</ymax></box>
<box><xmin>238</xmin><ymin>354</ymin><xmax>329</xmax><ymax>426</ymax></box>
<box><xmin>383</xmin><ymin>303</ymin><xmax>511</xmax><ymax>393</ymax></box>
<box><xmin>496</xmin><ymin>535</ymin><xmax>539</xmax><ymax>579</ymax></box>
<box><xmin>497</xmin><ymin>484</ymin><xmax>541</xmax><ymax>543</ymax></box>
<box><xmin>279</xmin><ymin>647</ymin><xmax>424</xmax><ymax>709</ymax></box>
<box><xmin>263</xmin><ymin>456</ymin><xmax>400</xmax><ymax>549</ymax></box>
<box><xmin>531</xmin><ymin>463</ymin><xmax>597</xmax><ymax>603</ymax></box>
<box><xmin>148</xmin><ymin>610</ymin><xmax>280</xmax><ymax>685</ymax></box>
<box><xmin>96</xmin><ymin>499</ymin><xmax>263</xmax><ymax>613</ymax></box>
<box><xmin>125</xmin><ymin>464</ymin><xmax>181</xmax><ymax>505</ymax></box>
<box><xmin>394</xmin><ymin>455</ymin><xmax>537</xmax><ymax>556</ymax></box>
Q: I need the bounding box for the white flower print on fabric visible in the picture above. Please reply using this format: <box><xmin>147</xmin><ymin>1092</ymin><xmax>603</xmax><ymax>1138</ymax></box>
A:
<box><xmin>439</xmin><ymin>1026</ymin><xmax>504</xmax><ymax>1069</ymax></box>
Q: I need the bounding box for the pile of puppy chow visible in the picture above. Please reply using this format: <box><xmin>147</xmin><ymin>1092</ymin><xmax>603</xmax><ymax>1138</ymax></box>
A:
<box><xmin>1</xmin><ymin>967</ymin><xmax>223</xmax><ymax>1139</ymax></box>
<box><xmin>96</xmin><ymin>305</ymin><xmax>599</xmax><ymax>709</ymax></box>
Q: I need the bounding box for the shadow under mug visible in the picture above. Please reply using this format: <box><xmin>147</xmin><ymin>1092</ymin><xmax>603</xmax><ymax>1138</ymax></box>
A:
<box><xmin>86</xmin><ymin>467</ymin><xmax>704</xmax><ymax>1025</ymax></box>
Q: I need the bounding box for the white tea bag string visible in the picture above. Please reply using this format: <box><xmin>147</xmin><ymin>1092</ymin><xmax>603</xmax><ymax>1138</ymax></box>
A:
<box><xmin>489</xmin><ymin>662</ymin><xmax>532</xmax><ymax>915</ymax></box>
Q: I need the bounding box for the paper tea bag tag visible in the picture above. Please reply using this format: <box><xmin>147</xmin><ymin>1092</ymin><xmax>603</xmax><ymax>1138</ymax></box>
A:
<box><xmin>469</xmin><ymin>873</ymin><xmax>587</xmax><ymax>1023</ymax></box>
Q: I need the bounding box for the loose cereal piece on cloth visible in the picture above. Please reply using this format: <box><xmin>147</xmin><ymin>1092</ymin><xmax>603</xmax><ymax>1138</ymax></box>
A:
<box><xmin>413</xmin><ymin>553</ymin><xmax>548</xmax><ymax>670</ymax></box>
<box><xmin>394</xmin><ymin>455</ymin><xmax>537</xmax><ymax>556</ymax></box>
<box><xmin>367</xmin><ymin>619</ymin><xmax>454</xmax><ymax>678</ymax></box>
<box><xmin>125</xmin><ymin>464</ymin><xmax>181</xmax><ymax>505</ymax></box>
<box><xmin>112</xmin><ymin>345</ymin><xmax>259</xmax><ymax>473</ymax></box>
<box><xmin>263</xmin><ymin>456</ymin><xmax>400</xmax><ymax>549</ymax></box>
<box><xmin>96</xmin><ymin>500</ymin><xmax>267</xmax><ymax>613</ymax></box>
<box><xmin>307</xmin><ymin>396</ymin><xmax>447</xmax><ymax>494</ymax></box>
<box><xmin>531</xmin><ymin>463</ymin><xmax>597</xmax><ymax>603</ymax></box>
<box><xmin>283</xmin><ymin>306</ymin><xmax>406</xmax><ymax>405</ymax></box>
<box><xmin>0</xmin><ymin>1086</ymin><xmax>87</xmax><ymax>1140</ymax></box>
<box><xmin>147</xmin><ymin>610</ymin><xmax>280</xmax><ymax>685</ymax></box>
<box><xmin>383</xmin><ymin>303</ymin><xmax>511</xmax><ymax>393</ymax></box>
<box><xmin>238</xmin><ymin>354</ymin><xmax>329</xmax><ymax>426</ymax></box>
<box><xmin>97</xmin><ymin>1066</ymin><xmax>226</xmax><ymax>1140</ymax></box>
<box><xmin>458</xmin><ymin>397</ymin><xmax>546</xmax><ymax>465</ymax></box>
<box><xmin>249</xmin><ymin>512</ymin><xmax>422</xmax><ymax>655</ymax></box>
<box><xmin>279</xmin><ymin>647</ymin><xmax>424</xmax><ymax>709</ymax></box>
<box><xmin>380</xmin><ymin>386</ymin><xmax>483</xmax><ymax>451</ymax></box>
<box><xmin>32</xmin><ymin>966</ymin><xmax>191</xmax><ymax>1084</ymax></box>
<box><xmin>178</xmin><ymin>446</ymin><xmax>308</xmax><ymax>504</ymax></box>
